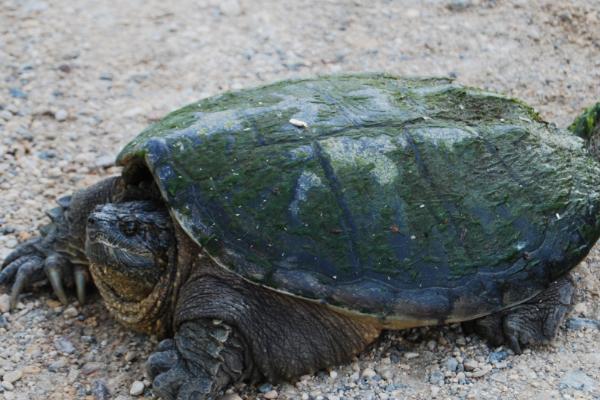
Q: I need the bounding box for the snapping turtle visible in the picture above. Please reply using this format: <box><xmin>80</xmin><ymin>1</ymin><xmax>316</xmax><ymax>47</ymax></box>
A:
<box><xmin>2</xmin><ymin>73</ymin><xmax>600</xmax><ymax>399</ymax></box>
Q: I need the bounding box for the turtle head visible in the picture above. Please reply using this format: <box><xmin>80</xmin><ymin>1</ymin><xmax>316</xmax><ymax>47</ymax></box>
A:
<box><xmin>85</xmin><ymin>201</ymin><xmax>174</xmax><ymax>304</ymax></box>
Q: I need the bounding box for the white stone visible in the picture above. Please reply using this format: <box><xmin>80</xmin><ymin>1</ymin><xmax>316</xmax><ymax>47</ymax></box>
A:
<box><xmin>54</xmin><ymin>109</ymin><xmax>68</xmax><ymax>121</ymax></box>
<box><xmin>3</xmin><ymin>369</ymin><xmax>22</xmax><ymax>384</ymax></box>
<box><xmin>0</xmin><ymin>294</ymin><xmax>10</xmax><ymax>313</ymax></box>
<box><xmin>129</xmin><ymin>380</ymin><xmax>145</xmax><ymax>396</ymax></box>
<box><xmin>361</xmin><ymin>368</ymin><xmax>377</xmax><ymax>378</ymax></box>
<box><xmin>263</xmin><ymin>390</ymin><xmax>278</xmax><ymax>399</ymax></box>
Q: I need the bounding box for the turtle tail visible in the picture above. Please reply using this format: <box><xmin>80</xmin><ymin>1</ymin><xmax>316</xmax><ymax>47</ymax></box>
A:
<box><xmin>569</xmin><ymin>102</ymin><xmax>600</xmax><ymax>158</ymax></box>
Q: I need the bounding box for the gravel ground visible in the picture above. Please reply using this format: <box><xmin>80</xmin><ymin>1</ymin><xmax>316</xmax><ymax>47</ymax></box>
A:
<box><xmin>1</xmin><ymin>0</ymin><xmax>600</xmax><ymax>399</ymax></box>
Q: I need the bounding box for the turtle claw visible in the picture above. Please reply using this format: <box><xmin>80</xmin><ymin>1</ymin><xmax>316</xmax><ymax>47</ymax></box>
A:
<box><xmin>74</xmin><ymin>265</ymin><xmax>89</xmax><ymax>305</ymax></box>
<box><xmin>46</xmin><ymin>265</ymin><xmax>68</xmax><ymax>305</ymax></box>
<box><xmin>2</xmin><ymin>256</ymin><xmax>42</xmax><ymax>309</ymax></box>
<box><xmin>1</xmin><ymin>236</ymin><xmax>90</xmax><ymax>309</ymax></box>
<box><xmin>44</xmin><ymin>254</ymin><xmax>72</xmax><ymax>305</ymax></box>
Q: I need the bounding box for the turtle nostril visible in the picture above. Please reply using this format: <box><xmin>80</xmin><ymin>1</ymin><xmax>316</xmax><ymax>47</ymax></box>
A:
<box><xmin>87</xmin><ymin>216</ymin><xmax>96</xmax><ymax>226</ymax></box>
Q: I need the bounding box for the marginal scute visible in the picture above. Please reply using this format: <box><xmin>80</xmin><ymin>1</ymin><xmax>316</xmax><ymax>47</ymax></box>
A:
<box><xmin>117</xmin><ymin>73</ymin><xmax>600</xmax><ymax>324</ymax></box>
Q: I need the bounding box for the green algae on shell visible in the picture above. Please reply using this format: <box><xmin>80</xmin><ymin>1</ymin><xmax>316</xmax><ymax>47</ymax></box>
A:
<box><xmin>116</xmin><ymin>73</ymin><xmax>600</xmax><ymax>326</ymax></box>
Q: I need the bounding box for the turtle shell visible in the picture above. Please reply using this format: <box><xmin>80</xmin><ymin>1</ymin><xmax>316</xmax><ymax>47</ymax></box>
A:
<box><xmin>117</xmin><ymin>73</ymin><xmax>600</xmax><ymax>326</ymax></box>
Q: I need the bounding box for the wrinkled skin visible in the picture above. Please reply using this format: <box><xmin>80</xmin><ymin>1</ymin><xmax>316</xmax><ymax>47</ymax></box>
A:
<box><xmin>1</xmin><ymin>176</ymin><xmax>574</xmax><ymax>399</ymax></box>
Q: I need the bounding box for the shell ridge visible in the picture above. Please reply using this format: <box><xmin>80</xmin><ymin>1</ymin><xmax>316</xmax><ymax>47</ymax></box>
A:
<box><xmin>312</xmin><ymin>140</ymin><xmax>362</xmax><ymax>275</ymax></box>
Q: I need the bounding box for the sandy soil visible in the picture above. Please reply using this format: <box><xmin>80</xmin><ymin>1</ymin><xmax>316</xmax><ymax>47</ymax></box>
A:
<box><xmin>0</xmin><ymin>0</ymin><xmax>599</xmax><ymax>399</ymax></box>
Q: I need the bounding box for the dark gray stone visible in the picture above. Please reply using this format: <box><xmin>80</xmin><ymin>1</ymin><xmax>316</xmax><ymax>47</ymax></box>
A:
<box><xmin>566</xmin><ymin>318</ymin><xmax>600</xmax><ymax>331</ymax></box>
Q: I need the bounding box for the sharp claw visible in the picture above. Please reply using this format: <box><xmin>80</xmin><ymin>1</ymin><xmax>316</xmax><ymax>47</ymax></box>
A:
<box><xmin>47</xmin><ymin>266</ymin><xmax>68</xmax><ymax>305</ymax></box>
<box><xmin>74</xmin><ymin>266</ymin><xmax>87</xmax><ymax>305</ymax></box>
<box><xmin>10</xmin><ymin>271</ymin><xmax>28</xmax><ymax>309</ymax></box>
<box><xmin>505</xmin><ymin>333</ymin><xmax>522</xmax><ymax>355</ymax></box>
<box><xmin>9</xmin><ymin>258</ymin><xmax>41</xmax><ymax>309</ymax></box>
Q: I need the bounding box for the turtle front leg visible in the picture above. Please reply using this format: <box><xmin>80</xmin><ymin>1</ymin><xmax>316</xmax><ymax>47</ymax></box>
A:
<box><xmin>463</xmin><ymin>277</ymin><xmax>574</xmax><ymax>353</ymax></box>
<box><xmin>0</xmin><ymin>223</ymin><xmax>88</xmax><ymax>308</ymax></box>
<box><xmin>0</xmin><ymin>177</ymin><xmax>127</xmax><ymax>308</ymax></box>
<box><xmin>147</xmin><ymin>319</ymin><xmax>251</xmax><ymax>400</ymax></box>
<box><xmin>146</xmin><ymin>258</ymin><xmax>381</xmax><ymax>399</ymax></box>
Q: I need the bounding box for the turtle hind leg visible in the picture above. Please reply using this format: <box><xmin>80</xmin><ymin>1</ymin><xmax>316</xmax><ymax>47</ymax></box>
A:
<box><xmin>463</xmin><ymin>277</ymin><xmax>574</xmax><ymax>354</ymax></box>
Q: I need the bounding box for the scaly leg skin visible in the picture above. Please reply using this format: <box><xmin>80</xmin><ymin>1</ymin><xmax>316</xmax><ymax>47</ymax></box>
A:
<box><xmin>463</xmin><ymin>277</ymin><xmax>574</xmax><ymax>353</ymax></box>
<box><xmin>148</xmin><ymin>320</ymin><xmax>249</xmax><ymax>400</ymax></box>
<box><xmin>146</xmin><ymin>260</ymin><xmax>381</xmax><ymax>400</ymax></box>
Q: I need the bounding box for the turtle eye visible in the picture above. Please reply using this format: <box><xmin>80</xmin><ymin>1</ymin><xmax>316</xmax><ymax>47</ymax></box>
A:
<box><xmin>120</xmin><ymin>220</ymin><xmax>138</xmax><ymax>237</ymax></box>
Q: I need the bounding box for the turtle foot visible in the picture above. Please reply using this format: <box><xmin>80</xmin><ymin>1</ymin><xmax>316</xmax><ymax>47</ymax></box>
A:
<box><xmin>147</xmin><ymin>337</ymin><xmax>206</xmax><ymax>400</ymax></box>
<box><xmin>147</xmin><ymin>320</ymin><xmax>248</xmax><ymax>400</ymax></box>
<box><xmin>1</xmin><ymin>238</ymin><xmax>91</xmax><ymax>309</ymax></box>
<box><xmin>463</xmin><ymin>276</ymin><xmax>574</xmax><ymax>354</ymax></box>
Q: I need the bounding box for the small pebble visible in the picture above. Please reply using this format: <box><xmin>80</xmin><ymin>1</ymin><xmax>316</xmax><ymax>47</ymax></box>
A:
<box><xmin>470</xmin><ymin>365</ymin><xmax>492</xmax><ymax>378</ymax></box>
<box><xmin>48</xmin><ymin>358</ymin><xmax>67</xmax><ymax>372</ymax></box>
<box><xmin>0</xmin><ymin>110</ymin><xmax>12</xmax><ymax>121</ymax></box>
<box><xmin>54</xmin><ymin>337</ymin><xmax>76</xmax><ymax>354</ymax></box>
<box><xmin>63</xmin><ymin>306</ymin><xmax>78</xmax><ymax>318</ymax></box>
<box><xmin>566</xmin><ymin>318</ymin><xmax>600</xmax><ymax>331</ymax></box>
<box><xmin>9</xmin><ymin>88</ymin><xmax>27</xmax><ymax>99</ymax></box>
<box><xmin>0</xmin><ymin>295</ymin><xmax>10</xmax><ymax>313</ymax></box>
<box><xmin>489</xmin><ymin>350</ymin><xmax>509</xmax><ymax>363</ymax></box>
<box><xmin>258</xmin><ymin>383</ymin><xmax>272</xmax><ymax>393</ymax></box>
<box><xmin>446</xmin><ymin>0</ymin><xmax>472</xmax><ymax>11</ymax></box>
<box><xmin>125</xmin><ymin>351</ymin><xmax>138</xmax><ymax>362</ymax></box>
<box><xmin>92</xmin><ymin>380</ymin><xmax>111</xmax><ymax>400</ymax></box>
<box><xmin>58</xmin><ymin>64</ymin><xmax>72</xmax><ymax>73</ymax></box>
<box><xmin>445</xmin><ymin>357</ymin><xmax>459</xmax><ymax>372</ymax></box>
<box><xmin>94</xmin><ymin>155</ymin><xmax>114</xmax><ymax>169</ymax></box>
<box><xmin>429</xmin><ymin>370</ymin><xmax>445</xmax><ymax>385</ymax></box>
<box><xmin>3</xmin><ymin>370</ymin><xmax>22</xmax><ymax>384</ymax></box>
<box><xmin>81</xmin><ymin>362</ymin><xmax>103</xmax><ymax>375</ymax></box>
<box><xmin>129</xmin><ymin>380</ymin><xmax>145</xmax><ymax>396</ymax></box>
<box><xmin>263</xmin><ymin>390</ymin><xmax>278</xmax><ymax>399</ymax></box>
<box><xmin>361</xmin><ymin>368</ymin><xmax>377</xmax><ymax>379</ymax></box>
<box><xmin>2</xmin><ymin>382</ymin><xmax>14</xmax><ymax>391</ymax></box>
<box><xmin>54</xmin><ymin>109</ymin><xmax>68</xmax><ymax>121</ymax></box>
<box><xmin>404</xmin><ymin>352</ymin><xmax>419</xmax><ymax>359</ymax></box>
<box><xmin>463</xmin><ymin>359</ymin><xmax>478</xmax><ymax>371</ymax></box>
<box><xmin>67</xmin><ymin>368</ymin><xmax>79</xmax><ymax>384</ymax></box>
